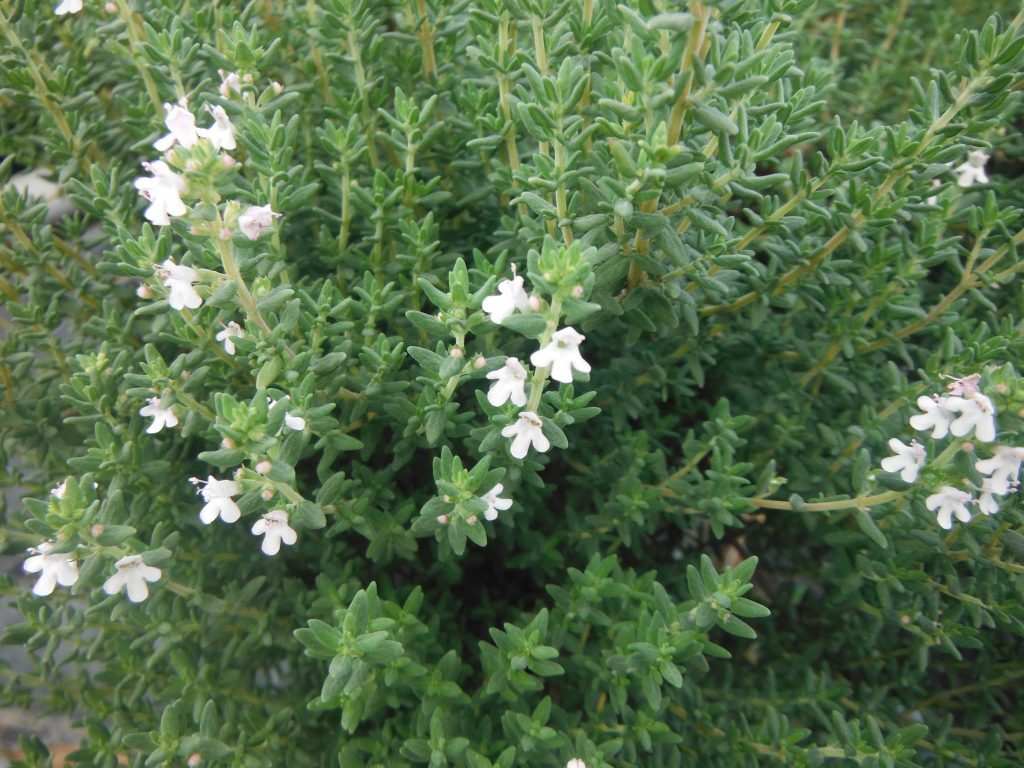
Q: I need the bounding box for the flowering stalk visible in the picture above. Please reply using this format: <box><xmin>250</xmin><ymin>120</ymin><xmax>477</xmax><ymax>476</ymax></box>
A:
<box><xmin>212</xmin><ymin>213</ymin><xmax>273</xmax><ymax>336</ymax></box>
<box><xmin>525</xmin><ymin>298</ymin><xmax>563</xmax><ymax>413</ymax></box>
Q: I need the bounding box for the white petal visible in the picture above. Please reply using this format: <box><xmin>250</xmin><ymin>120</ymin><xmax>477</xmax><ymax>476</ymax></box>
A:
<box><xmin>261</xmin><ymin>532</ymin><xmax>282</xmax><ymax>556</ymax></box>
<box><xmin>219</xmin><ymin>500</ymin><xmax>241</xmax><ymax>524</ymax></box>
<box><xmin>103</xmin><ymin>572</ymin><xmax>126</xmax><ymax>595</ymax></box>
<box><xmin>279</xmin><ymin>526</ymin><xmax>298</xmax><ymax>546</ymax></box>
<box><xmin>532</xmin><ymin>429</ymin><xmax>551</xmax><ymax>453</ymax></box>
<box><xmin>880</xmin><ymin>456</ymin><xmax>906</xmax><ymax>474</ymax></box>
<box><xmin>125</xmin><ymin>577</ymin><xmax>149</xmax><ymax>603</ymax></box>
<box><xmin>199</xmin><ymin>501</ymin><xmax>219</xmax><ymax>525</ymax></box>
<box><xmin>32</xmin><ymin>570</ymin><xmax>58</xmax><ymax>597</ymax></box>
<box><xmin>510</xmin><ymin>432</ymin><xmax>530</xmax><ymax>459</ymax></box>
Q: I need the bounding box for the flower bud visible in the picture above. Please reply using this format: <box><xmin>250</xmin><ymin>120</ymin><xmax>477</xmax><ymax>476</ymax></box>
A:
<box><xmin>962</xmin><ymin>442</ymin><xmax>975</xmax><ymax>453</ymax></box>
<box><xmin>571</xmin><ymin>284</ymin><xmax>584</xmax><ymax>298</ymax></box>
<box><xmin>473</xmin><ymin>355</ymin><xmax>486</xmax><ymax>369</ymax></box>
<box><xmin>255</xmin><ymin>460</ymin><xmax>272</xmax><ymax>475</ymax></box>
<box><xmin>527</xmin><ymin>295</ymin><xmax>542</xmax><ymax>312</ymax></box>
<box><xmin>222</xmin><ymin>155</ymin><xmax>236</xmax><ymax>170</ymax></box>
<box><xmin>187</xmin><ymin>754</ymin><xmax>201</xmax><ymax>767</ymax></box>
<box><xmin>105</xmin><ymin>1</ymin><xmax>116</xmax><ymax>11</ymax></box>
<box><xmin>91</xmin><ymin>524</ymin><xmax>105</xmax><ymax>538</ymax></box>
<box><xmin>221</xmin><ymin>437</ymin><xmax>235</xmax><ymax>449</ymax></box>
<box><xmin>437</xmin><ymin>514</ymin><xmax>448</xmax><ymax>525</ymax></box>
<box><xmin>219</xmin><ymin>228</ymin><xmax>232</xmax><ymax>241</ymax></box>
<box><xmin>272</xmin><ymin>81</ymin><xmax>283</xmax><ymax>95</ymax></box>
<box><xmin>136</xmin><ymin>284</ymin><xmax>152</xmax><ymax>299</ymax></box>
<box><xmin>467</xmin><ymin>515</ymin><xmax>478</xmax><ymax>525</ymax></box>
<box><xmin>450</xmin><ymin>348</ymin><xmax>464</xmax><ymax>359</ymax></box>
<box><xmin>261</xmin><ymin>488</ymin><xmax>274</xmax><ymax>501</ymax></box>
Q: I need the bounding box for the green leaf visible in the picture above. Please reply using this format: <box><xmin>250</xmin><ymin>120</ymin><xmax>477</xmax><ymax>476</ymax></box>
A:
<box><xmin>855</xmin><ymin>509</ymin><xmax>888</xmax><ymax>549</ymax></box>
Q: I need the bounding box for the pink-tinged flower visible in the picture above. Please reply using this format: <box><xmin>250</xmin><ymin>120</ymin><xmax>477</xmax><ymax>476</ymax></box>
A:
<box><xmin>481</xmin><ymin>484</ymin><xmax>512</xmax><ymax>521</ymax></box>
<box><xmin>134</xmin><ymin>160</ymin><xmax>187</xmax><ymax>226</ymax></box>
<box><xmin>102</xmin><ymin>555</ymin><xmax>162</xmax><ymax>602</ymax></box>
<box><xmin>925</xmin><ymin>486</ymin><xmax>973</xmax><ymax>530</ymax></box>
<box><xmin>946</xmin><ymin>374</ymin><xmax>981</xmax><ymax>397</ymax></box>
<box><xmin>481</xmin><ymin>275</ymin><xmax>529</xmax><ymax>324</ymax></box>
<box><xmin>139</xmin><ymin>397</ymin><xmax>178</xmax><ymax>433</ymax></box>
<box><xmin>154</xmin><ymin>101</ymin><xmax>200</xmax><ymax>152</ymax></box>
<box><xmin>880</xmin><ymin>438</ymin><xmax>926</xmax><ymax>483</ymax></box>
<box><xmin>158</xmin><ymin>258</ymin><xmax>202</xmax><ymax>310</ymax></box>
<box><xmin>216</xmin><ymin>321</ymin><xmax>243</xmax><ymax>354</ymax></box>
<box><xmin>54</xmin><ymin>0</ymin><xmax>83</xmax><ymax>14</ymax></box>
<box><xmin>199</xmin><ymin>105</ymin><xmax>236</xmax><ymax>151</ymax></box>
<box><xmin>238</xmin><ymin>204</ymin><xmax>281</xmax><ymax>240</ymax></box>
<box><xmin>975</xmin><ymin>445</ymin><xmax>1024</xmax><ymax>494</ymax></box>
<box><xmin>909</xmin><ymin>395</ymin><xmax>954</xmax><ymax>439</ymax></box>
<box><xmin>51</xmin><ymin>480</ymin><xmax>67</xmax><ymax>499</ymax></box>
<box><xmin>23</xmin><ymin>542</ymin><xmax>79</xmax><ymax>597</ymax></box>
<box><xmin>219</xmin><ymin>70</ymin><xmax>243</xmax><ymax>98</ymax></box>
<box><xmin>251</xmin><ymin>510</ymin><xmax>297</xmax><ymax>555</ymax></box>
<box><xmin>501</xmin><ymin>411</ymin><xmax>550</xmax><ymax>459</ymax></box>
<box><xmin>953</xmin><ymin>150</ymin><xmax>989</xmax><ymax>188</ymax></box>
<box><xmin>531</xmin><ymin>327</ymin><xmax>591</xmax><ymax>384</ymax></box>
<box><xmin>486</xmin><ymin>357</ymin><xmax>529</xmax><ymax>407</ymax></box>
<box><xmin>192</xmin><ymin>476</ymin><xmax>241</xmax><ymax>524</ymax></box>
<box><xmin>946</xmin><ymin>393</ymin><xmax>996</xmax><ymax>443</ymax></box>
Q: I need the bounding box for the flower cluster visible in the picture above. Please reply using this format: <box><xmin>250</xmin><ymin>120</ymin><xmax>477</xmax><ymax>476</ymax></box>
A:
<box><xmin>483</xmin><ymin>272</ymin><xmax>591</xmax><ymax>462</ymax></box>
<box><xmin>133</xmin><ymin>93</ymin><xmax>280</xmax><ymax>316</ymax></box>
<box><xmin>880</xmin><ymin>375</ymin><xmax>1021</xmax><ymax>529</ymax></box>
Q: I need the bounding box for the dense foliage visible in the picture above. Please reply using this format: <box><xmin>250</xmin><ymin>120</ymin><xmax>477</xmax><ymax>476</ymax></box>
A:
<box><xmin>1</xmin><ymin>0</ymin><xmax>1022</xmax><ymax>766</ymax></box>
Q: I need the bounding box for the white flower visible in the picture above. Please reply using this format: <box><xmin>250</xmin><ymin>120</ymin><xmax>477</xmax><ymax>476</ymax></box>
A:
<box><xmin>530</xmin><ymin>327</ymin><xmax>591</xmax><ymax>384</ymax></box>
<box><xmin>23</xmin><ymin>542</ymin><xmax>79</xmax><ymax>597</ymax></box>
<box><xmin>925</xmin><ymin>486</ymin><xmax>973</xmax><ymax>530</ymax></box>
<box><xmin>51</xmin><ymin>480</ymin><xmax>67</xmax><ymax>499</ymax></box>
<box><xmin>909</xmin><ymin>395</ymin><xmax>954</xmax><ymax>439</ymax></box>
<box><xmin>219</xmin><ymin>70</ymin><xmax>252</xmax><ymax>98</ymax></box>
<box><xmin>486</xmin><ymin>357</ymin><xmax>529</xmax><ymax>407</ymax></box>
<box><xmin>54</xmin><ymin>0</ymin><xmax>83</xmax><ymax>14</ymax></box>
<box><xmin>268</xmin><ymin>397</ymin><xmax>306</xmax><ymax>431</ymax></box>
<box><xmin>946</xmin><ymin>393</ymin><xmax>996</xmax><ymax>443</ymax></box>
<box><xmin>953</xmin><ymin>150</ymin><xmax>989</xmax><ymax>188</ymax></box>
<box><xmin>567</xmin><ymin>760</ymin><xmax>587</xmax><ymax>768</ymax></box>
<box><xmin>134</xmin><ymin>160</ymin><xmax>187</xmax><ymax>226</ymax></box>
<box><xmin>978</xmin><ymin>478</ymin><xmax>1002</xmax><ymax>516</ymax></box>
<box><xmin>154</xmin><ymin>101</ymin><xmax>201</xmax><ymax>152</ymax></box>
<box><xmin>199</xmin><ymin>105</ymin><xmax>236</xmax><ymax>151</ymax></box>
<box><xmin>501</xmin><ymin>411</ymin><xmax>550</xmax><ymax>459</ymax></box>
<box><xmin>102</xmin><ymin>555</ymin><xmax>162</xmax><ymax>602</ymax></box>
<box><xmin>880</xmin><ymin>438</ymin><xmax>926</xmax><ymax>483</ymax></box>
<box><xmin>238</xmin><ymin>204</ymin><xmax>281</xmax><ymax>240</ymax></box>
<box><xmin>158</xmin><ymin>258</ymin><xmax>202</xmax><ymax>311</ymax></box>
<box><xmin>975</xmin><ymin>445</ymin><xmax>1024</xmax><ymax>494</ymax></box>
<box><xmin>139</xmin><ymin>397</ymin><xmax>178</xmax><ymax>433</ymax></box>
<box><xmin>251</xmin><ymin>510</ymin><xmax>297</xmax><ymax>555</ymax></box>
<box><xmin>481</xmin><ymin>275</ymin><xmax>529</xmax><ymax>324</ymax></box>
<box><xmin>481</xmin><ymin>484</ymin><xmax>512</xmax><ymax>521</ymax></box>
<box><xmin>216</xmin><ymin>321</ymin><xmax>243</xmax><ymax>354</ymax></box>
<box><xmin>193</xmin><ymin>476</ymin><xmax>241</xmax><ymax>524</ymax></box>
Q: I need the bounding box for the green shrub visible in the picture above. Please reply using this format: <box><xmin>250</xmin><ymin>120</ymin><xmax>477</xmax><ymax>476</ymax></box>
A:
<box><xmin>1</xmin><ymin>1</ymin><xmax>1022</xmax><ymax>766</ymax></box>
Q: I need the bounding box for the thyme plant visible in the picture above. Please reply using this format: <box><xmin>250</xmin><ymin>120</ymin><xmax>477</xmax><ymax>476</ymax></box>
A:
<box><xmin>1</xmin><ymin>0</ymin><xmax>1023</xmax><ymax>766</ymax></box>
